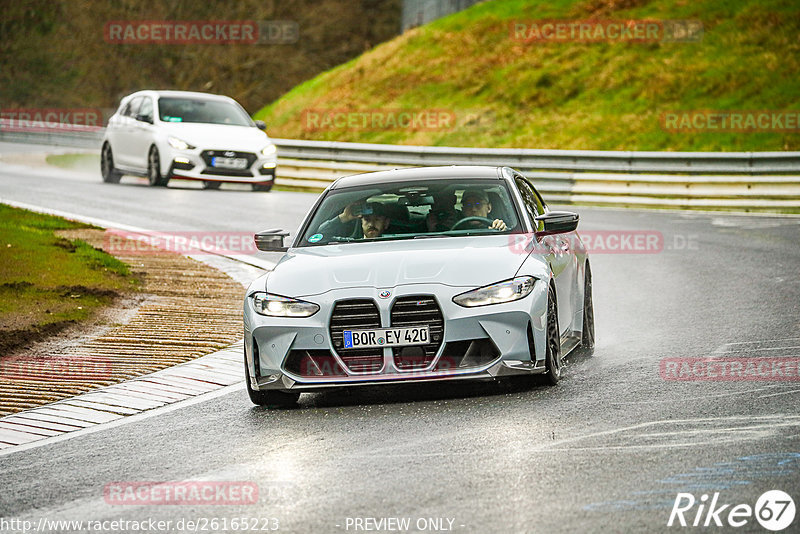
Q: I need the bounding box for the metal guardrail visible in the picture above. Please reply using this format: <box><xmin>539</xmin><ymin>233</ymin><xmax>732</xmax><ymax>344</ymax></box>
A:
<box><xmin>272</xmin><ymin>138</ymin><xmax>800</xmax><ymax>175</ymax></box>
<box><xmin>2</xmin><ymin>128</ymin><xmax>799</xmax><ymax>211</ymax></box>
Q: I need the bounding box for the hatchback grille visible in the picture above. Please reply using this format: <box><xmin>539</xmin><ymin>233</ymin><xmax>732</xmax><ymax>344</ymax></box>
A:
<box><xmin>390</xmin><ymin>296</ymin><xmax>444</xmax><ymax>370</ymax></box>
<box><xmin>329</xmin><ymin>299</ymin><xmax>383</xmax><ymax>373</ymax></box>
<box><xmin>200</xmin><ymin>150</ymin><xmax>257</xmax><ymax>176</ymax></box>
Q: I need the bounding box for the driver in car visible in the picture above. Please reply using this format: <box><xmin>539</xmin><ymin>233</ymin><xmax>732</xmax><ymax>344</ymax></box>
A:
<box><xmin>460</xmin><ymin>189</ymin><xmax>508</xmax><ymax>231</ymax></box>
<box><xmin>319</xmin><ymin>201</ymin><xmax>391</xmax><ymax>239</ymax></box>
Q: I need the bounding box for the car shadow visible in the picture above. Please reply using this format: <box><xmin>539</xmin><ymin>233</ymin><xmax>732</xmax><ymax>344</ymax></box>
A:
<box><xmin>247</xmin><ymin>375</ymin><xmax>553</xmax><ymax>412</ymax></box>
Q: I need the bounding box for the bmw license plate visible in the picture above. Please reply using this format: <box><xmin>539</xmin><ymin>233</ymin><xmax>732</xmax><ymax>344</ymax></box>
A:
<box><xmin>211</xmin><ymin>156</ymin><xmax>248</xmax><ymax>169</ymax></box>
<box><xmin>343</xmin><ymin>326</ymin><xmax>429</xmax><ymax>349</ymax></box>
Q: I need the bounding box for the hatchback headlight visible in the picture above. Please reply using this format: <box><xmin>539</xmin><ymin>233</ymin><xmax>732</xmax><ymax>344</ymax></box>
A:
<box><xmin>252</xmin><ymin>292</ymin><xmax>319</xmax><ymax>317</ymax></box>
<box><xmin>168</xmin><ymin>136</ymin><xmax>195</xmax><ymax>150</ymax></box>
<box><xmin>261</xmin><ymin>144</ymin><xmax>277</xmax><ymax>157</ymax></box>
<box><xmin>453</xmin><ymin>277</ymin><xmax>536</xmax><ymax>307</ymax></box>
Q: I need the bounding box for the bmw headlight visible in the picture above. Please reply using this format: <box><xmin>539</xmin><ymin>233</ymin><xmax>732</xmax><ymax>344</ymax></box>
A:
<box><xmin>168</xmin><ymin>136</ymin><xmax>195</xmax><ymax>150</ymax></box>
<box><xmin>261</xmin><ymin>144</ymin><xmax>277</xmax><ymax>157</ymax></box>
<box><xmin>453</xmin><ymin>277</ymin><xmax>536</xmax><ymax>307</ymax></box>
<box><xmin>251</xmin><ymin>292</ymin><xmax>319</xmax><ymax>317</ymax></box>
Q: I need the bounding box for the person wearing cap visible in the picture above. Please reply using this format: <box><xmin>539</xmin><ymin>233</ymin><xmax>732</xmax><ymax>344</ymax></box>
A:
<box><xmin>460</xmin><ymin>188</ymin><xmax>508</xmax><ymax>231</ymax></box>
<box><xmin>319</xmin><ymin>201</ymin><xmax>391</xmax><ymax>239</ymax></box>
<box><xmin>426</xmin><ymin>191</ymin><xmax>462</xmax><ymax>232</ymax></box>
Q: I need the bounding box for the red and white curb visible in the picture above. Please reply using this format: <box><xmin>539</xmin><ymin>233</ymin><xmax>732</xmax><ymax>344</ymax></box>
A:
<box><xmin>0</xmin><ymin>200</ymin><xmax>275</xmax><ymax>454</ymax></box>
<box><xmin>0</xmin><ymin>340</ymin><xmax>246</xmax><ymax>451</ymax></box>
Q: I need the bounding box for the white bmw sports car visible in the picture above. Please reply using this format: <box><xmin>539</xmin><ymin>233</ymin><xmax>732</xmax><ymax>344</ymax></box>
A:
<box><xmin>101</xmin><ymin>90</ymin><xmax>278</xmax><ymax>191</ymax></box>
<box><xmin>244</xmin><ymin>166</ymin><xmax>594</xmax><ymax>406</ymax></box>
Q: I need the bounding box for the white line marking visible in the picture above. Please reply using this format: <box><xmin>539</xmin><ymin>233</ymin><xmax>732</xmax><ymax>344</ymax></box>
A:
<box><xmin>724</xmin><ymin>337</ymin><xmax>800</xmax><ymax>346</ymax></box>
<box><xmin>0</xmin><ymin>382</ymin><xmax>244</xmax><ymax>457</ymax></box>
<box><xmin>758</xmin><ymin>388</ymin><xmax>800</xmax><ymax>399</ymax></box>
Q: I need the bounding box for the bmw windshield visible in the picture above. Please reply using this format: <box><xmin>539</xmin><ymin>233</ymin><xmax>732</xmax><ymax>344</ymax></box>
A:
<box><xmin>297</xmin><ymin>179</ymin><xmax>522</xmax><ymax>246</ymax></box>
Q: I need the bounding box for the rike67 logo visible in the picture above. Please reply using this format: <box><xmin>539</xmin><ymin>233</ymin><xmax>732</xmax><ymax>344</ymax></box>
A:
<box><xmin>668</xmin><ymin>490</ymin><xmax>795</xmax><ymax>531</ymax></box>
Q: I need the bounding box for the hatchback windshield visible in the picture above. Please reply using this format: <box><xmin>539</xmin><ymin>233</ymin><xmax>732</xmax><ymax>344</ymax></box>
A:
<box><xmin>298</xmin><ymin>179</ymin><xmax>521</xmax><ymax>246</ymax></box>
<box><xmin>157</xmin><ymin>97</ymin><xmax>252</xmax><ymax>126</ymax></box>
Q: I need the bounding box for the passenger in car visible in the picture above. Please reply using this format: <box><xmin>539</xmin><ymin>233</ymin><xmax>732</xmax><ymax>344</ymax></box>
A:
<box><xmin>319</xmin><ymin>201</ymin><xmax>391</xmax><ymax>239</ymax></box>
<box><xmin>426</xmin><ymin>191</ymin><xmax>462</xmax><ymax>232</ymax></box>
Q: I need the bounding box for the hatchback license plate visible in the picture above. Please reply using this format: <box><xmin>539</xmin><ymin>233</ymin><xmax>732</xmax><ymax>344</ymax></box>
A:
<box><xmin>211</xmin><ymin>156</ymin><xmax>248</xmax><ymax>169</ymax></box>
<box><xmin>343</xmin><ymin>326</ymin><xmax>429</xmax><ymax>349</ymax></box>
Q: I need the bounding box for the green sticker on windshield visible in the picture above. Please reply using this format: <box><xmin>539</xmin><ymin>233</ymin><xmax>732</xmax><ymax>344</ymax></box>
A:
<box><xmin>308</xmin><ymin>233</ymin><xmax>323</xmax><ymax>243</ymax></box>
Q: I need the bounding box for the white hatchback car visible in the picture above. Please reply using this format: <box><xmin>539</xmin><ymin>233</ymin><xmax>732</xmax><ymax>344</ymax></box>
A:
<box><xmin>101</xmin><ymin>90</ymin><xmax>278</xmax><ymax>191</ymax></box>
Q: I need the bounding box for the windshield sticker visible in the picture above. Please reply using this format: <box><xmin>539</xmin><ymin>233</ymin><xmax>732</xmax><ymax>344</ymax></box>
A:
<box><xmin>308</xmin><ymin>233</ymin><xmax>323</xmax><ymax>243</ymax></box>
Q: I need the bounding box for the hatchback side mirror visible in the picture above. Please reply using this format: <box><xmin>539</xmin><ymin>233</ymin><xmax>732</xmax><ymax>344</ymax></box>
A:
<box><xmin>534</xmin><ymin>211</ymin><xmax>579</xmax><ymax>236</ymax></box>
<box><xmin>136</xmin><ymin>114</ymin><xmax>153</xmax><ymax>124</ymax></box>
<box><xmin>254</xmin><ymin>229</ymin><xmax>289</xmax><ymax>252</ymax></box>
<box><xmin>254</xmin><ymin>120</ymin><xmax>267</xmax><ymax>131</ymax></box>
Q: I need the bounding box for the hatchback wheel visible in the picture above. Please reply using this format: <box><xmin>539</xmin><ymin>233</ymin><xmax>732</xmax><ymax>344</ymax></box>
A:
<box><xmin>101</xmin><ymin>143</ymin><xmax>122</xmax><ymax>184</ymax></box>
<box><xmin>147</xmin><ymin>146</ymin><xmax>169</xmax><ymax>187</ymax></box>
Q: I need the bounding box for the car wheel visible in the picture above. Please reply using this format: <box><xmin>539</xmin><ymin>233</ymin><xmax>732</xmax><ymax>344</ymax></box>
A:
<box><xmin>252</xmin><ymin>183</ymin><xmax>273</xmax><ymax>192</ymax></box>
<box><xmin>244</xmin><ymin>353</ymin><xmax>299</xmax><ymax>408</ymax></box>
<box><xmin>147</xmin><ymin>146</ymin><xmax>169</xmax><ymax>187</ymax></box>
<box><xmin>542</xmin><ymin>286</ymin><xmax>562</xmax><ymax>385</ymax></box>
<box><xmin>580</xmin><ymin>264</ymin><xmax>595</xmax><ymax>353</ymax></box>
<box><xmin>202</xmin><ymin>181</ymin><xmax>221</xmax><ymax>190</ymax></box>
<box><xmin>101</xmin><ymin>143</ymin><xmax>122</xmax><ymax>184</ymax></box>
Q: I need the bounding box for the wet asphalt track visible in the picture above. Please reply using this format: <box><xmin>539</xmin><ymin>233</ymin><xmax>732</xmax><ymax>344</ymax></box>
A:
<box><xmin>1</xmin><ymin>143</ymin><xmax>799</xmax><ymax>533</ymax></box>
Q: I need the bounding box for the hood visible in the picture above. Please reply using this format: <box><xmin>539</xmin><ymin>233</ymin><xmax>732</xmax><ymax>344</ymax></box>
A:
<box><xmin>159</xmin><ymin>122</ymin><xmax>270</xmax><ymax>150</ymax></box>
<box><xmin>265</xmin><ymin>235</ymin><xmax>534</xmax><ymax>297</ymax></box>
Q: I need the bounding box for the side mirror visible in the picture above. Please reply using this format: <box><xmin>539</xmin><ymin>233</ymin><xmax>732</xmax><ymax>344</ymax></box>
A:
<box><xmin>254</xmin><ymin>120</ymin><xmax>267</xmax><ymax>131</ymax></box>
<box><xmin>136</xmin><ymin>114</ymin><xmax>153</xmax><ymax>124</ymax></box>
<box><xmin>254</xmin><ymin>229</ymin><xmax>289</xmax><ymax>252</ymax></box>
<box><xmin>534</xmin><ymin>211</ymin><xmax>579</xmax><ymax>236</ymax></box>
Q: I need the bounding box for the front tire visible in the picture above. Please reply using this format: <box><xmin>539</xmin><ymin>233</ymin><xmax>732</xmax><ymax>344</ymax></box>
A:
<box><xmin>101</xmin><ymin>143</ymin><xmax>122</xmax><ymax>184</ymax></box>
<box><xmin>252</xmin><ymin>182</ymin><xmax>273</xmax><ymax>192</ymax></box>
<box><xmin>542</xmin><ymin>286</ymin><xmax>562</xmax><ymax>385</ymax></box>
<box><xmin>244</xmin><ymin>354</ymin><xmax>299</xmax><ymax>408</ymax></box>
<box><xmin>147</xmin><ymin>146</ymin><xmax>169</xmax><ymax>187</ymax></box>
<box><xmin>580</xmin><ymin>264</ymin><xmax>595</xmax><ymax>353</ymax></box>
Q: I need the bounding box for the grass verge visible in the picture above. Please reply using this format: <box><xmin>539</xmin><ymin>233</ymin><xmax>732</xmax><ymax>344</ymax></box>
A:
<box><xmin>0</xmin><ymin>204</ymin><xmax>139</xmax><ymax>354</ymax></box>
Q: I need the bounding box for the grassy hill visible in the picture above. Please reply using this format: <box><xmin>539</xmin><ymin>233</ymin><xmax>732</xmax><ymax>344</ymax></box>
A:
<box><xmin>256</xmin><ymin>0</ymin><xmax>800</xmax><ymax>151</ymax></box>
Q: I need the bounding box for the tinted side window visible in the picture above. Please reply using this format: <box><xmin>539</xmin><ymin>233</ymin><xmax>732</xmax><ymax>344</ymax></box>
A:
<box><xmin>124</xmin><ymin>97</ymin><xmax>142</xmax><ymax>118</ymax></box>
<box><xmin>526</xmin><ymin>179</ymin><xmax>547</xmax><ymax>216</ymax></box>
<box><xmin>515</xmin><ymin>177</ymin><xmax>540</xmax><ymax>230</ymax></box>
<box><xmin>138</xmin><ymin>97</ymin><xmax>153</xmax><ymax>121</ymax></box>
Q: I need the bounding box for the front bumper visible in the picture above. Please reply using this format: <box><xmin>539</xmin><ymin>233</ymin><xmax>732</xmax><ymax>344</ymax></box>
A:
<box><xmin>166</xmin><ymin>147</ymin><xmax>277</xmax><ymax>183</ymax></box>
<box><xmin>243</xmin><ymin>282</ymin><xmax>549</xmax><ymax>393</ymax></box>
